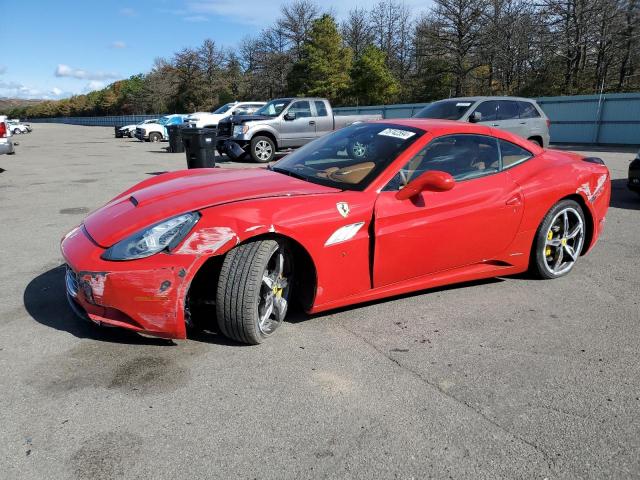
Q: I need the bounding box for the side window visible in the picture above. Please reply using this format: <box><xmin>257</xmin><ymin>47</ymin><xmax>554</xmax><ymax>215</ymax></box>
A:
<box><xmin>289</xmin><ymin>101</ymin><xmax>312</xmax><ymax>118</ymax></box>
<box><xmin>518</xmin><ymin>101</ymin><xmax>541</xmax><ymax>119</ymax></box>
<box><xmin>314</xmin><ymin>100</ymin><xmax>328</xmax><ymax>117</ymax></box>
<box><xmin>472</xmin><ymin>101</ymin><xmax>498</xmax><ymax>122</ymax></box>
<box><xmin>385</xmin><ymin>134</ymin><xmax>501</xmax><ymax>190</ymax></box>
<box><xmin>499</xmin><ymin>139</ymin><xmax>532</xmax><ymax>168</ymax></box>
<box><xmin>496</xmin><ymin>101</ymin><xmax>519</xmax><ymax>120</ymax></box>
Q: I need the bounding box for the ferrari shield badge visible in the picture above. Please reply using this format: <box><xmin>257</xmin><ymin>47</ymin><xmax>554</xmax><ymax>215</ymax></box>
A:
<box><xmin>336</xmin><ymin>202</ymin><xmax>350</xmax><ymax>218</ymax></box>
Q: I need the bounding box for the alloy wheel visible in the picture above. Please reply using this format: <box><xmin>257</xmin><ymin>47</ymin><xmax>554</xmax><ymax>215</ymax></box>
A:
<box><xmin>255</xmin><ymin>140</ymin><xmax>273</xmax><ymax>161</ymax></box>
<box><xmin>258</xmin><ymin>247</ymin><xmax>291</xmax><ymax>335</ymax></box>
<box><xmin>542</xmin><ymin>207</ymin><xmax>584</xmax><ymax>276</ymax></box>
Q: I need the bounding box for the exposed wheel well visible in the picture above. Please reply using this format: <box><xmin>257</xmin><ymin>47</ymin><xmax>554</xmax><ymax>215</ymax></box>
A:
<box><xmin>185</xmin><ymin>233</ymin><xmax>316</xmax><ymax>331</ymax></box>
<box><xmin>252</xmin><ymin>131</ymin><xmax>278</xmax><ymax>150</ymax></box>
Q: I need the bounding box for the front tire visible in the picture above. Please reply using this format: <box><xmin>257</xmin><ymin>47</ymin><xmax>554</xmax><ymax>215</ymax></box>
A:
<box><xmin>216</xmin><ymin>239</ymin><xmax>293</xmax><ymax>344</ymax></box>
<box><xmin>250</xmin><ymin>136</ymin><xmax>276</xmax><ymax>163</ymax></box>
<box><xmin>149</xmin><ymin>132</ymin><xmax>161</xmax><ymax>143</ymax></box>
<box><xmin>532</xmin><ymin>199</ymin><xmax>586</xmax><ymax>279</ymax></box>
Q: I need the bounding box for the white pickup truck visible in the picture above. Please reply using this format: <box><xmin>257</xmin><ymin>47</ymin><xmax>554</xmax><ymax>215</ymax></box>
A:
<box><xmin>119</xmin><ymin>119</ymin><xmax>157</xmax><ymax>138</ymax></box>
<box><xmin>184</xmin><ymin>101</ymin><xmax>265</xmax><ymax>129</ymax></box>
<box><xmin>135</xmin><ymin>114</ymin><xmax>187</xmax><ymax>142</ymax></box>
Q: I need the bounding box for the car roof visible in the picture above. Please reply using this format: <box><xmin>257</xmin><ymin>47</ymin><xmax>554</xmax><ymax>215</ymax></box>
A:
<box><xmin>434</xmin><ymin>96</ymin><xmax>538</xmax><ymax>103</ymax></box>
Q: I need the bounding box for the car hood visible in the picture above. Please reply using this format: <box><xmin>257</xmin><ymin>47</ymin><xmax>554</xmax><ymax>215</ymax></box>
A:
<box><xmin>83</xmin><ymin>168</ymin><xmax>339</xmax><ymax>247</ymax></box>
<box><xmin>221</xmin><ymin>114</ymin><xmax>274</xmax><ymax>124</ymax></box>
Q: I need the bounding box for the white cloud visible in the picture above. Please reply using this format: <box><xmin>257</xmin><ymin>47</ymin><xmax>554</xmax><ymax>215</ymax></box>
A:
<box><xmin>84</xmin><ymin>80</ymin><xmax>105</xmax><ymax>92</ymax></box>
<box><xmin>119</xmin><ymin>7</ymin><xmax>137</xmax><ymax>16</ymax></box>
<box><xmin>111</xmin><ymin>41</ymin><xmax>127</xmax><ymax>49</ymax></box>
<box><xmin>55</xmin><ymin>64</ymin><xmax>120</xmax><ymax>81</ymax></box>
<box><xmin>0</xmin><ymin>80</ymin><xmax>70</xmax><ymax>100</ymax></box>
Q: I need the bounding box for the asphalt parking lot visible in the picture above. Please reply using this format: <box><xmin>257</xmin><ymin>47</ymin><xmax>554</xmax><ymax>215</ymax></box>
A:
<box><xmin>1</xmin><ymin>123</ymin><xmax>639</xmax><ymax>479</ymax></box>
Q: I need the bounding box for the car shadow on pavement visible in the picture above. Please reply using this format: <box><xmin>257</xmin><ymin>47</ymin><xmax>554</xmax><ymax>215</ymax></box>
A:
<box><xmin>610</xmin><ymin>178</ymin><xmax>640</xmax><ymax>210</ymax></box>
<box><xmin>24</xmin><ymin>265</ymin><xmax>175</xmax><ymax>345</ymax></box>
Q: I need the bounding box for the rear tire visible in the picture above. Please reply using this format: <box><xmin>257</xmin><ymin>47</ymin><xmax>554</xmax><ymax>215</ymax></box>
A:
<box><xmin>531</xmin><ymin>199</ymin><xmax>586</xmax><ymax>279</ymax></box>
<box><xmin>149</xmin><ymin>132</ymin><xmax>161</xmax><ymax>143</ymax></box>
<box><xmin>216</xmin><ymin>239</ymin><xmax>293</xmax><ymax>344</ymax></box>
<box><xmin>250</xmin><ymin>136</ymin><xmax>276</xmax><ymax>163</ymax></box>
<box><xmin>528</xmin><ymin>137</ymin><xmax>543</xmax><ymax>147</ymax></box>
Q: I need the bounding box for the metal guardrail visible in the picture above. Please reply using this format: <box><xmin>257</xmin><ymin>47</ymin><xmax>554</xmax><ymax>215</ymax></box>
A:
<box><xmin>26</xmin><ymin>93</ymin><xmax>640</xmax><ymax>145</ymax></box>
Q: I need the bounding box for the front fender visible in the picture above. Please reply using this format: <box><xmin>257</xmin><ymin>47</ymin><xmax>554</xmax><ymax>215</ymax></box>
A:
<box><xmin>177</xmin><ymin>192</ymin><xmax>377</xmax><ymax>309</ymax></box>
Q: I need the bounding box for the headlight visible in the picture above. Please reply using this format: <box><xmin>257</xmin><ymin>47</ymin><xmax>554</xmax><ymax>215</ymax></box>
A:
<box><xmin>233</xmin><ymin>124</ymin><xmax>248</xmax><ymax>136</ymax></box>
<box><xmin>101</xmin><ymin>212</ymin><xmax>200</xmax><ymax>261</ymax></box>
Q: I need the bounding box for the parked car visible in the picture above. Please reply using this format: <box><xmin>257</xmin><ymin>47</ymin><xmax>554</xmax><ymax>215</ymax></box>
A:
<box><xmin>629</xmin><ymin>150</ymin><xmax>640</xmax><ymax>195</ymax></box>
<box><xmin>217</xmin><ymin>97</ymin><xmax>382</xmax><ymax>163</ymax></box>
<box><xmin>61</xmin><ymin>118</ymin><xmax>610</xmax><ymax>344</ymax></box>
<box><xmin>9</xmin><ymin>119</ymin><xmax>31</xmax><ymax>132</ymax></box>
<box><xmin>119</xmin><ymin>119</ymin><xmax>157</xmax><ymax>138</ymax></box>
<box><xmin>135</xmin><ymin>115</ymin><xmax>186</xmax><ymax>142</ymax></box>
<box><xmin>414</xmin><ymin>96</ymin><xmax>550</xmax><ymax>147</ymax></box>
<box><xmin>184</xmin><ymin>101</ymin><xmax>266</xmax><ymax>129</ymax></box>
<box><xmin>0</xmin><ymin>116</ymin><xmax>15</xmax><ymax>155</ymax></box>
<box><xmin>7</xmin><ymin>120</ymin><xmax>30</xmax><ymax>134</ymax></box>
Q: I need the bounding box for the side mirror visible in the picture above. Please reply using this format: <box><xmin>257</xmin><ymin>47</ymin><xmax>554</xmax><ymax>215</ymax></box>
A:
<box><xmin>469</xmin><ymin>111</ymin><xmax>482</xmax><ymax>123</ymax></box>
<box><xmin>395</xmin><ymin>171</ymin><xmax>455</xmax><ymax>201</ymax></box>
<box><xmin>284</xmin><ymin>112</ymin><xmax>296</xmax><ymax>121</ymax></box>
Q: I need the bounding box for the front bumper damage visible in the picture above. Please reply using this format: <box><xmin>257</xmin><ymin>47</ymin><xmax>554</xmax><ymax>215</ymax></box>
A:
<box><xmin>219</xmin><ymin>139</ymin><xmax>248</xmax><ymax>160</ymax></box>
<box><xmin>61</xmin><ymin>226</ymin><xmax>200</xmax><ymax>339</ymax></box>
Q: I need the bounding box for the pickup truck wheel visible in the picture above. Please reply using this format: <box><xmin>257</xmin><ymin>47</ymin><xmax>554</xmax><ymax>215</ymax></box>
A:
<box><xmin>149</xmin><ymin>132</ymin><xmax>161</xmax><ymax>143</ymax></box>
<box><xmin>216</xmin><ymin>239</ymin><xmax>293</xmax><ymax>344</ymax></box>
<box><xmin>250</xmin><ymin>136</ymin><xmax>275</xmax><ymax>163</ymax></box>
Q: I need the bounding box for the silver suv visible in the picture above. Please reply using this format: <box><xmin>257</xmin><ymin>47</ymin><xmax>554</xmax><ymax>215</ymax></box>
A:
<box><xmin>414</xmin><ymin>96</ymin><xmax>550</xmax><ymax>148</ymax></box>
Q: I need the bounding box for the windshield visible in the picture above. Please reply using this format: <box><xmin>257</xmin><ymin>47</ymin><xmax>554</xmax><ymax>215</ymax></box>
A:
<box><xmin>414</xmin><ymin>100</ymin><xmax>474</xmax><ymax>120</ymax></box>
<box><xmin>272</xmin><ymin>123</ymin><xmax>423</xmax><ymax>191</ymax></box>
<box><xmin>157</xmin><ymin>116</ymin><xmax>173</xmax><ymax>125</ymax></box>
<box><xmin>256</xmin><ymin>99</ymin><xmax>291</xmax><ymax>117</ymax></box>
<box><xmin>213</xmin><ymin>103</ymin><xmax>234</xmax><ymax>114</ymax></box>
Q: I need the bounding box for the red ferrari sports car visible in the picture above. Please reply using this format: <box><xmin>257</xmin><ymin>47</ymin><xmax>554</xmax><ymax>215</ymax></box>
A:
<box><xmin>61</xmin><ymin>119</ymin><xmax>610</xmax><ymax>344</ymax></box>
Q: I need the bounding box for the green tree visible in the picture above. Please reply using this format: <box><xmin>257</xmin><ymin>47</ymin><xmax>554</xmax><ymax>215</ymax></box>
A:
<box><xmin>350</xmin><ymin>45</ymin><xmax>399</xmax><ymax>105</ymax></box>
<box><xmin>287</xmin><ymin>14</ymin><xmax>352</xmax><ymax>103</ymax></box>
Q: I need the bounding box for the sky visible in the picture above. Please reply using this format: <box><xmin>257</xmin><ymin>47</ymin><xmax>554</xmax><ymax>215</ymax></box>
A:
<box><xmin>0</xmin><ymin>0</ymin><xmax>432</xmax><ymax>101</ymax></box>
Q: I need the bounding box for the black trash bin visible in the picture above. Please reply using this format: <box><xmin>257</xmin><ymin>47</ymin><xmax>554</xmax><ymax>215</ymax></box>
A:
<box><xmin>181</xmin><ymin>127</ymin><xmax>217</xmax><ymax>168</ymax></box>
<box><xmin>167</xmin><ymin>124</ymin><xmax>185</xmax><ymax>153</ymax></box>
<box><xmin>114</xmin><ymin>125</ymin><xmax>124</xmax><ymax>138</ymax></box>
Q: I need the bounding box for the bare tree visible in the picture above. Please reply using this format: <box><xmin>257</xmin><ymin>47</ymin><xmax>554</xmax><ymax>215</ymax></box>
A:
<box><xmin>277</xmin><ymin>0</ymin><xmax>321</xmax><ymax>60</ymax></box>
<box><xmin>341</xmin><ymin>7</ymin><xmax>375</xmax><ymax>58</ymax></box>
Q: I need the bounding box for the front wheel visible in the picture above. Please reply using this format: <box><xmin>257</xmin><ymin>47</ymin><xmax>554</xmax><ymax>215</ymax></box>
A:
<box><xmin>216</xmin><ymin>239</ymin><xmax>293</xmax><ymax>344</ymax></box>
<box><xmin>149</xmin><ymin>132</ymin><xmax>161</xmax><ymax>143</ymax></box>
<box><xmin>532</xmin><ymin>199</ymin><xmax>586</xmax><ymax>279</ymax></box>
<box><xmin>250</xmin><ymin>136</ymin><xmax>276</xmax><ymax>163</ymax></box>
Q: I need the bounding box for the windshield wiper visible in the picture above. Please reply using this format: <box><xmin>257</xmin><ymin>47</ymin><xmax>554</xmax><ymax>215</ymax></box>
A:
<box><xmin>270</xmin><ymin>166</ymin><xmax>307</xmax><ymax>181</ymax></box>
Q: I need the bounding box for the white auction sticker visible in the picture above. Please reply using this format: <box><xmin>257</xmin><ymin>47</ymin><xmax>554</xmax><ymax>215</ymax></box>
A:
<box><xmin>377</xmin><ymin>128</ymin><xmax>416</xmax><ymax>140</ymax></box>
<box><xmin>456</xmin><ymin>102</ymin><xmax>472</xmax><ymax>107</ymax></box>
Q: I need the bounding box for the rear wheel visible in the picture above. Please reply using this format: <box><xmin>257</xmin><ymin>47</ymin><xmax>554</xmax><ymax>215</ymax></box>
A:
<box><xmin>149</xmin><ymin>132</ymin><xmax>161</xmax><ymax>143</ymax></box>
<box><xmin>528</xmin><ymin>137</ymin><xmax>543</xmax><ymax>147</ymax></box>
<box><xmin>250</xmin><ymin>136</ymin><xmax>275</xmax><ymax>163</ymax></box>
<box><xmin>216</xmin><ymin>239</ymin><xmax>293</xmax><ymax>344</ymax></box>
<box><xmin>532</xmin><ymin>199</ymin><xmax>586</xmax><ymax>279</ymax></box>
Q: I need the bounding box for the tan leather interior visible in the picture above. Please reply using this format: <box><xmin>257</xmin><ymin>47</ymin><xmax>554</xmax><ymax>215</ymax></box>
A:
<box><xmin>326</xmin><ymin>162</ymin><xmax>375</xmax><ymax>184</ymax></box>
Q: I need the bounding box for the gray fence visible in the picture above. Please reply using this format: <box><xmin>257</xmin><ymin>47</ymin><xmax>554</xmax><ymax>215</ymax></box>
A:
<box><xmin>28</xmin><ymin>114</ymin><xmax>160</xmax><ymax>127</ymax></box>
<box><xmin>27</xmin><ymin>93</ymin><xmax>640</xmax><ymax>145</ymax></box>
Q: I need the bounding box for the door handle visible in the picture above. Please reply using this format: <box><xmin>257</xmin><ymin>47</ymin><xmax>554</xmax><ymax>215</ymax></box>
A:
<box><xmin>506</xmin><ymin>195</ymin><xmax>522</xmax><ymax>206</ymax></box>
<box><xmin>309</xmin><ymin>121</ymin><xmax>316</xmax><ymax>125</ymax></box>
<box><xmin>491</xmin><ymin>123</ymin><xmax>500</xmax><ymax>127</ymax></box>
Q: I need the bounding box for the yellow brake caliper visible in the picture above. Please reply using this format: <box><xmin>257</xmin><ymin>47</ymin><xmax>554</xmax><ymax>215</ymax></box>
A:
<box><xmin>546</xmin><ymin>230</ymin><xmax>553</xmax><ymax>257</ymax></box>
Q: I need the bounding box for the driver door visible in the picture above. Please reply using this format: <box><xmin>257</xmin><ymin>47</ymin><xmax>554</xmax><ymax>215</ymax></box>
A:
<box><xmin>373</xmin><ymin>134</ymin><xmax>524</xmax><ymax>287</ymax></box>
<box><xmin>279</xmin><ymin>100</ymin><xmax>316</xmax><ymax>148</ymax></box>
